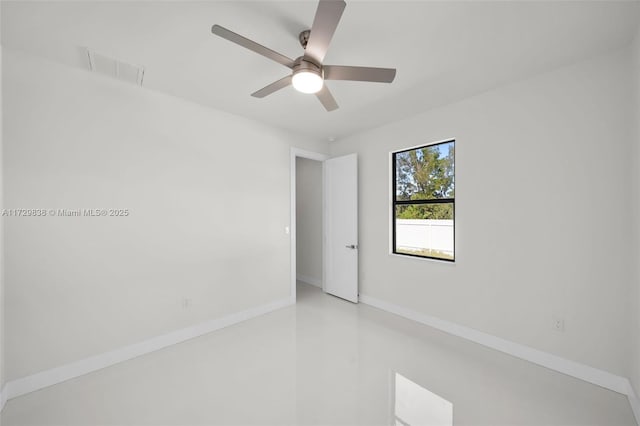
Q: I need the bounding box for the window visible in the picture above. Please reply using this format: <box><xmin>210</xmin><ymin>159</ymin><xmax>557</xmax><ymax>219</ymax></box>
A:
<box><xmin>392</xmin><ymin>140</ymin><xmax>455</xmax><ymax>261</ymax></box>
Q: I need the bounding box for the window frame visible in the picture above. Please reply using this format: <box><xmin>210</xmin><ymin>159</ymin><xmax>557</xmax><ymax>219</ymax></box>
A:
<box><xmin>391</xmin><ymin>139</ymin><xmax>456</xmax><ymax>262</ymax></box>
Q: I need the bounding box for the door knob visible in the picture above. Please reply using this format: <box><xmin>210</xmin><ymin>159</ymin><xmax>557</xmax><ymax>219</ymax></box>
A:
<box><xmin>345</xmin><ymin>244</ymin><xmax>358</xmax><ymax>249</ymax></box>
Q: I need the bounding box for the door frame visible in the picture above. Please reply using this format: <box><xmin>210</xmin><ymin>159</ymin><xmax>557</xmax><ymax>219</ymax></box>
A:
<box><xmin>290</xmin><ymin>147</ymin><xmax>329</xmax><ymax>301</ymax></box>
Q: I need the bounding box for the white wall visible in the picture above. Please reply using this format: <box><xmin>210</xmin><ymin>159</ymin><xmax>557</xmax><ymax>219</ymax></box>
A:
<box><xmin>331</xmin><ymin>48</ymin><xmax>634</xmax><ymax>377</ymax></box>
<box><xmin>631</xmin><ymin>25</ymin><xmax>640</xmax><ymax>399</ymax></box>
<box><xmin>296</xmin><ymin>157</ymin><xmax>323</xmax><ymax>286</ymax></box>
<box><xmin>2</xmin><ymin>48</ymin><xmax>325</xmax><ymax>381</ymax></box>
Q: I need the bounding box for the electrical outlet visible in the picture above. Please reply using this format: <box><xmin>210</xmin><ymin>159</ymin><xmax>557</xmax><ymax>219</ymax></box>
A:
<box><xmin>182</xmin><ymin>298</ymin><xmax>192</xmax><ymax>309</ymax></box>
<box><xmin>553</xmin><ymin>316</ymin><xmax>565</xmax><ymax>332</ymax></box>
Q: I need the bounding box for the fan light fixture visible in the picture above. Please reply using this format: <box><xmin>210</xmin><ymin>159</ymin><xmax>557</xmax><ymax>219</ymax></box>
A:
<box><xmin>292</xmin><ymin>70</ymin><xmax>323</xmax><ymax>94</ymax></box>
<box><xmin>211</xmin><ymin>0</ymin><xmax>397</xmax><ymax>112</ymax></box>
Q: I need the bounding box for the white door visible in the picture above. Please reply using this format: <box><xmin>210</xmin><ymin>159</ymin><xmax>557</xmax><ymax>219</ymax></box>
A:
<box><xmin>324</xmin><ymin>153</ymin><xmax>358</xmax><ymax>303</ymax></box>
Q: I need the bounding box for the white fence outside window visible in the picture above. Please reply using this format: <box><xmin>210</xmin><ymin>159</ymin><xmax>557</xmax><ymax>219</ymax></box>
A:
<box><xmin>395</xmin><ymin>219</ymin><xmax>454</xmax><ymax>256</ymax></box>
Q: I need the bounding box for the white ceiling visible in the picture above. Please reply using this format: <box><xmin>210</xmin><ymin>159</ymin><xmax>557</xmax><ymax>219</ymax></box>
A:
<box><xmin>2</xmin><ymin>1</ymin><xmax>640</xmax><ymax>142</ymax></box>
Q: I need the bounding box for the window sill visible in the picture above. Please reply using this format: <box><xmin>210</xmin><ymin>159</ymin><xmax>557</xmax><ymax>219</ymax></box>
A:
<box><xmin>388</xmin><ymin>252</ymin><xmax>456</xmax><ymax>265</ymax></box>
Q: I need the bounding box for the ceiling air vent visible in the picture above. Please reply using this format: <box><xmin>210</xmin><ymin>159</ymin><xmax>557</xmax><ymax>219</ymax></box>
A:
<box><xmin>86</xmin><ymin>48</ymin><xmax>145</xmax><ymax>86</ymax></box>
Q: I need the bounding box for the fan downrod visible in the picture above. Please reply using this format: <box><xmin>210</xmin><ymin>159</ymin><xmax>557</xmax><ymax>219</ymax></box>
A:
<box><xmin>298</xmin><ymin>30</ymin><xmax>311</xmax><ymax>49</ymax></box>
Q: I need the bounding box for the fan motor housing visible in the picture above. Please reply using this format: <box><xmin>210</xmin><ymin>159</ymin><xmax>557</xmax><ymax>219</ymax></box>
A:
<box><xmin>293</xmin><ymin>57</ymin><xmax>323</xmax><ymax>78</ymax></box>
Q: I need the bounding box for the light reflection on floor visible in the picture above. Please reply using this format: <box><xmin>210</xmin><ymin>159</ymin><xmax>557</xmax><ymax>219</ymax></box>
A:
<box><xmin>393</xmin><ymin>372</ymin><xmax>453</xmax><ymax>426</ymax></box>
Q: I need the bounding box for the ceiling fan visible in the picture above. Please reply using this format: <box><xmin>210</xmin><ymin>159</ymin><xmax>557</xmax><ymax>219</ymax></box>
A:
<box><xmin>211</xmin><ymin>0</ymin><xmax>396</xmax><ymax>112</ymax></box>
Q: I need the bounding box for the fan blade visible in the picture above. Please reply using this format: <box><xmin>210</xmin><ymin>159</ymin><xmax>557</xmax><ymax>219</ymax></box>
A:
<box><xmin>211</xmin><ymin>25</ymin><xmax>294</xmax><ymax>69</ymax></box>
<box><xmin>304</xmin><ymin>0</ymin><xmax>346</xmax><ymax>64</ymax></box>
<box><xmin>251</xmin><ymin>75</ymin><xmax>292</xmax><ymax>98</ymax></box>
<box><xmin>324</xmin><ymin>65</ymin><xmax>396</xmax><ymax>83</ymax></box>
<box><xmin>315</xmin><ymin>85</ymin><xmax>339</xmax><ymax>111</ymax></box>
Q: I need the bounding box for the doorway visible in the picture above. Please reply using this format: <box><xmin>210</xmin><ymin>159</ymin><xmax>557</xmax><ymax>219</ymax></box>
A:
<box><xmin>290</xmin><ymin>148</ymin><xmax>328</xmax><ymax>301</ymax></box>
<box><xmin>290</xmin><ymin>149</ymin><xmax>359</xmax><ymax>303</ymax></box>
<box><xmin>296</xmin><ymin>156</ymin><xmax>323</xmax><ymax>294</ymax></box>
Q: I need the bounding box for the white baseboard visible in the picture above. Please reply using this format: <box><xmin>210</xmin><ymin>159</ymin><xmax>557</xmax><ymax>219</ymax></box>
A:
<box><xmin>0</xmin><ymin>383</ymin><xmax>6</xmax><ymax>412</ymax></box>
<box><xmin>359</xmin><ymin>293</ymin><xmax>639</xmax><ymax>425</ymax></box>
<box><xmin>628</xmin><ymin>381</ymin><xmax>640</xmax><ymax>425</ymax></box>
<box><xmin>296</xmin><ymin>273</ymin><xmax>321</xmax><ymax>288</ymax></box>
<box><xmin>1</xmin><ymin>297</ymin><xmax>295</xmax><ymax>406</ymax></box>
